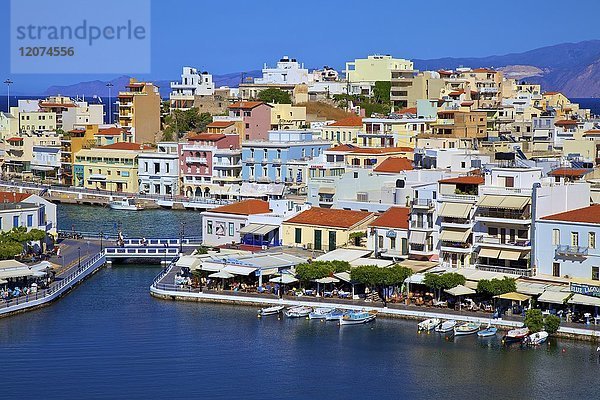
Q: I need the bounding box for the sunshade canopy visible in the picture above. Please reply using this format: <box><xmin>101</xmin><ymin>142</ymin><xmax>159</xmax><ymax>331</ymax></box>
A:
<box><xmin>269</xmin><ymin>275</ymin><xmax>298</xmax><ymax>284</ymax></box>
<box><xmin>314</xmin><ymin>277</ymin><xmax>340</xmax><ymax>284</ymax></box>
<box><xmin>445</xmin><ymin>284</ymin><xmax>476</xmax><ymax>296</ymax></box>
<box><xmin>499</xmin><ymin>249</ymin><xmax>525</xmax><ymax>261</ymax></box>
<box><xmin>494</xmin><ymin>292</ymin><xmax>531</xmax><ymax>302</ymax></box>
<box><xmin>478</xmin><ymin>248</ymin><xmax>500</xmax><ymax>259</ymax></box>
<box><xmin>538</xmin><ymin>290</ymin><xmax>571</xmax><ymax>305</ymax></box>
<box><xmin>409</xmin><ymin>231</ymin><xmax>426</xmax><ymax>244</ymax></box>
<box><xmin>478</xmin><ymin>195</ymin><xmax>529</xmax><ymax>210</ymax></box>
<box><xmin>208</xmin><ymin>271</ymin><xmax>234</xmax><ymax>279</ymax></box>
<box><xmin>439</xmin><ymin>202</ymin><xmax>471</xmax><ymax>219</ymax></box>
<box><xmin>440</xmin><ymin>228</ymin><xmax>471</xmax><ymax>243</ymax></box>
<box><xmin>568</xmin><ymin>293</ymin><xmax>600</xmax><ymax>307</ymax></box>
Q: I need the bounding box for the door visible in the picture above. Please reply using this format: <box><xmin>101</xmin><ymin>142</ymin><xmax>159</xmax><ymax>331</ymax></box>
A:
<box><xmin>500</xmin><ymin>228</ymin><xmax>506</xmax><ymax>244</ymax></box>
<box><xmin>509</xmin><ymin>229</ymin><xmax>516</xmax><ymax>244</ymax></box>
<box><xmin>401</xmin><ymin>238</ymin><xmax>408</xmax><ymax>255</ymax></box>
<box><xmin>552</xmin><ymin>262</ymin><xmax>560</xmax><ymax>277</ymax></box>
<box><xmin>314</xmin><ymin>230</ymin><xmax>322</xmax><ymax>251</ymax></box>
<box><xmin>328</xmin><ymin>231</ymin><xmax>336</xmax><ymax>251</ymax></box>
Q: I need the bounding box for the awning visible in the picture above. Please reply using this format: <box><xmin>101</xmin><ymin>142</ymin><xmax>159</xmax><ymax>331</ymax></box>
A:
<box><xmin>396</xmin><ymin>259</ymin><xmax>438</xmax><ymax>273</ymax></box>
<box><xmin>499</xmin><ymin>249</ymin><xmax>524</xmax><ymax>261</ymax></box>
<box><xmin>516</xmin><ymin>281</ymin><xmax>548</xmax><ymax>296</ymax></box>
<box><xmin>239</xmin><ymin>223</ymin><xmax>262</xmax><ymax>235</ymax></box>
<box><xmin>316</xmin><ymin>248</ymin><xmax>371</xmax><ymax>262</ymax></box>
<box><xmin>494</xmin><ymin>292</ymin><xmax>531</xmax><ymax>302</ymax></box>
<box><xmin>409</xmin><ymin>231</ymin><xmax>427</xmax><ymax>244</ymax></box>
<box><xmin>445</xmin><ymin>284</ymin><xmax>476</xmax><ymax>296</ymax></box>
<box><xmin>568</xmin><ymin>293</ymin><xmax>600</xmax><ymax>307</ymax></box>
<box><xmin>269</xmin><ymin>275</ymin><xmax>298</xmax><ymax>284</ymax></box>
<box><xmin>333</xmin><ymin>271</ymin><xmax>353</xmax><ymax>283</ymax></box>
<box><xmin>88</xmin><ymin>174</ymin><xmax>107</xmax><ymax>181</ymax></box>
<box><xmin>315</xmin><ymin>277</ymin><xmax>340</xmax><ymax>284</ymax></box>
<box><xmin>439</xmin><ymin>202</ymin><xmax>471</xmax><ymax>219</ymax></box>
<box><xmin>254</xmin><ymin>225</ymin><xmax>278</xmax><ymax>236</ymax></box>
<box><xmin>538</xmin><ymin>290</ymin><xmax>571</xmax><ymax>305</ymax></box>
<box><xmin>318</xmin><ymin>187</ymin><xmax>335</xmax><ymax>194</ymax></box>
<box><xmin>209</xmin><ymin>271</ymin><xmax>234</xmax><ymax>279</ymax></box>
<box><xmin>405</xmin><ymin>273</ymin><xmax>426</xmax><ymax>285</ymax></box>
<box><xmin>222</xmin><ymin>265</ymin><xmax>257</xmax><ymax>276</ymax></box>
<box><xmin>201</xmin><ymin>262</ymin><xmax>225</xmax><ymax>272</ymax></box>
<box><xmin>31</xmin><ymin>165</ymin><xmax>56</xmax><ymax>171</ymax></box>
<box><xmin>440</xmin><ymin>228</ymin><xmax>471</xmax><ymax>243</ymax></box>
<box><xmin>478</xmin><ymin>248</ymin><xmax>500</xmax><ymax>258</ymax></box>
<box><xmin>240</xmin><ymin>224</ymin><xmax>277</xmax><ymax>236</ymax></box>
<box><xmin>478</xmin><ymin>195</ymin><xmax>529</xmax><ymax>210</ymax></box>
<box><xmin>176</xmin><ymin>255</ymin><xmax>201</xmax><ymax>269</ymax></box>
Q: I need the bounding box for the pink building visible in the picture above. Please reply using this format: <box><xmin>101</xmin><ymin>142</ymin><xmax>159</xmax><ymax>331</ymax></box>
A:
<box><xmin>180</xmin><ymin>133</ymin><xmax>242</xmax><ymax>198</ymax></box>
<box><xmin>228</xmin><ymin>101</ymin><xmax>272</xmax><ymax>141</ymax></box>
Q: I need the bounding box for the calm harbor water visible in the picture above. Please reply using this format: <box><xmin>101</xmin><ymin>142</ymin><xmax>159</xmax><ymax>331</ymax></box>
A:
<box><xmin>2</xmin><ymin>207</ymin><xmax>600</xmax><ymax>399</ymax></box>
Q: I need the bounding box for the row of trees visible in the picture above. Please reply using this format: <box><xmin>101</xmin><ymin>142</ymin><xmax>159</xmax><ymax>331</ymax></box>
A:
<box><xmin>423</xmin><ymin>273</ymin><xmax>467</xmax><ymax>300</ymax></box>
<box><xmin>524</xmin><ymin>309</ymin><xmax>561</xmax><ymax>334</ymax></box>
<box><xmin>0</xmin><ymin>227</ymin><xmax>46</xmax><ymax>260</ymax></box>
<box><xmin>162</xmin><ymin>108</ymin><xmax>213</xmax><ymax>141</ymax></box>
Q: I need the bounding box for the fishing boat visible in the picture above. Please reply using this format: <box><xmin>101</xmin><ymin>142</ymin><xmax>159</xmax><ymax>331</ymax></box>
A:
<box><xmin>325</xmin><ymin>309</ymin><xmax>345</xmax><ymax>321</ymax></box>
<box><xmin>435</xmin><ymin>320</ymin><xmax>457</xmax><ymax>333</ymax></box>
<box><xmin>285</xmin><ymin>306</ymin><xmax>313</xmax><ymax>318</ymax></box>
<box><xmin>109</xmin><ymin>197</ymin><xmax>144</xmax><ymax>211</ymax></box>
<box><xmin>503</xmin><ymin>327</ymin><xmax>530</xmax><ymax>343</ymax></box>
<box><xmin>309</xmin><ymin>307</ymin><xmax>335</xmax><ymax>320</ymax></box>
<box><xmin>454</xmin><ymin>322</ymin><xmax>481</xmax><ymax>336</ymax></box>
<box><xmin>477</xmin><ymin>325</ymin><xmax>498</xmax><ymax>337</ymax></box>
<box><xmin>525</xmin><ymin>331</ymin><xmax>549</xmax><ymax>346</ymax></box>
<box><xmin>257</xmin><ymin>305</ymin><xmax>285</xmax><ymax>317</ymax></box>
<box><xmin>418</xmin><ymin>318</ymin><xmax>441</xmax><ymax>332</ymax></box>
<box><xmin>339</xmin><ymin>310</ymin><xmax>377</xmax><ymax>325</ymax></box>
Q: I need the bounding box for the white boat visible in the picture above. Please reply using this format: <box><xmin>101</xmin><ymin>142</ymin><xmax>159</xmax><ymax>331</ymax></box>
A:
<box><xmin>525</xmin><ymin>331</ymin><xmax>549</xmax><ymax>346</ymax></box>
<box><xmin>477</xmin><ymin>326</ymin><xmax>498</xmax><ymax>337</ymax></box>
<box><xmin>257</xmin><ymin>305</ymin><xmax>285</xmax><ymax>317</ymax></box>
<box><xmin>309</xmin><ymin>307</ymin><xmax>335</xmax><ymax>320</ymax></box>
<box><xmin>325</xmin><ymin>309</ymin><xmax>345</xmax><ymax>321</ymax></box>
<box><xmin>503</xmin><ymin>327</ymin><xmax>530</xmax><ymax>343</ymax></box>
<box><xmin>435</xmin><ymin>320</ymin><xmax>457</xmax><ymax>333</ymax></box>
<box><xmin>109</xmin><ymin>197</ymin><xmax>144</xmax><ymax>211</ymax></box>
<box><xmin>285</xmin><ymin>306</ymin><xmax>312</xmax><ymax>318</ymax></box>
<box><xmin>454</xmin><ymin>322</ymin><xmax>481</xmax><ymax>336</ymax></box>
<box><xmin>418</xmin><ymin>318</ymin><xmax>441</xmax><ymax>332</ymax></box>
<box><xmin>339</xmin><ymin>310</ymin><xmax>377</xmax><ymax>325</ymax></box>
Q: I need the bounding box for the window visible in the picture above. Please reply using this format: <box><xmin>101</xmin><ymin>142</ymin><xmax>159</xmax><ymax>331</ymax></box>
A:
<box><xmin>378</xmin><ymin>235</ymin><xmax>384</xmax><ymax>248</ymax></box>
<box><xmin>144</xmin><ymin>162</ymin><xmax>148</xmax><ymax>172</ymax></box>
<box><xmin>590</xmin><ymin>232</ymin><xmax>596</xmax><ymax>249</ymax></box>
<box><xmin>154</xmin><ymin>163</ymin><xmax>160</xmax><ymax>174</ymax></box>
<box><xmin>390</xmin><ymin>237</ymin><xmax>396</xmax><ymax>249</ymax></box>
<box><xmin>593</xmin><ymin>267</ymin><xmax>600</xmax><ymax>281</ymax></box>
<box><xmin>552</xmin><ymin>229</ymin><xmax>560</xmax><ymax>245</ymax></box>
<box><xmin>505</xmin><ymin>176</ymin><xmax>515</xmax><ymax>188</ymax></box>
<box><xmin>488</xmin><ymin>227</ymin><xmax>498</xmax><ymax>236</ymax></box>
<box><xmin>553</xmin><ymin>262</ymin><xmax>560</xmax><ymax>277</ymax></box>
<box><xmin>263</xmin><ymin>149</ymin><xmax>268</xmax><ymax>159</ymax></box>
<box><xmin>228</xmin><ymin>222</ymin><xmax>234</xmax><ymax>236</ymax></box>
<box><xmin>295</xmin><ymin>228</ymin><xmax>302</xmax><ymax>244</ymax></box>
<box><xmin>571</xmin><ymin>232</ymin><xmax>579</xmax><ymax>247</ymax></box>
<box><xmin>26</xmin><ymin>214</ymin><xmax>33</xmax><ymax>227</ymax></box>
<box><xmin>13</xmin><ymin>216</ymin><xmax>19</xmax><ymax>228</ymax></box>
<box><xmin>207</xmin><ymin>220</ymin><xmax>213</xmax><ymax>235</ymax></box>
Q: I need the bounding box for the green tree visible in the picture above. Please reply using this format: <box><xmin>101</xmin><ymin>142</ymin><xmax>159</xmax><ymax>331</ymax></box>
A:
<box><xmin>524</xmin><ymin>309</ymin><xmax>544</xmax><ymax>333</ymax></box>
<box><xmin>163</xmin><ymin>108</ymin><xmax>212</xmax><ymax>139</ymax></box>
<box><xmin>544</xmin><ymin>314</ymin><xmax>561</xmax><ymax>334</ymax></box>
<box><xmin>257</xmin><ymin>88</ymin><xmax>292</xmax><ymax>104</ymax></box>
<box><xmin>372</xmin><ymin>81</ymin><xmax>391</xmax><ymax>104</ymax></box>
<box><xmin>295</xmin><ymin>260</ymin><xmax>349</xmax><ymax>284</ymax></box>
<box><xmin>351</xmin><ymin>265</ymin><xmax>412</xmax><ymax>305</ymax></box>
<box><xmin>0</xmin><ymin>242</ymin><xmax>24</xmax><ymax>259</ymax></box>
<box><xmin>477</xmin><ymin>277</ymin><xmax>517</xmax><ymax>297</ymax></box>
<box><xmin>423</xmin><ymin>272</ymin><xmax>466</xmax><ymax>299</ymax></box>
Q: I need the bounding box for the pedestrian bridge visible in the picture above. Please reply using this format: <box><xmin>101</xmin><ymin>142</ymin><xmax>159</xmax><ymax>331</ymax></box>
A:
<box><xmin>104</xmin><ymin>246</ymin><xmax>181</xmax><ymax>260</ymax></box>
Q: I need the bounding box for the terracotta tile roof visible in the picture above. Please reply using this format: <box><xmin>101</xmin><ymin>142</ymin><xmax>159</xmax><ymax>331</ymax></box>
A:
<box><xmin>369</xmin><ymin>207</ymin><xmax>409</xmax><ymax>229</ymax></box>
<box><xmin>39</xmin><ymin>102</ymin><xmax>76</xmax><ymax>108</ymax></box>
<box><xmin>548</xmin><ymin>168</ymin><xmax>591</xmax><ymax>178</ymax></box>
<box><xmin>541</xmin><ymin>205</ymin><xmax>600</xmax><ymax>224</ymax></box>
<box><xmin>328</xmin><ymin>116</ymin><xmax>363</xmax><ymax>127</ymax></box>
<box><xmin>439</xmin><ymin>176</ymin><xmax>485</xmax><ymax>185</ymax></box>
<box><xmin>99</xmin><ymin>142</ymin><xmax>150</xmax><ymax>151</ymax></box>
<box><xmin>438</xmin><ymin>70</ymin><xmax>453</xmax><ymax>76</ymax></box>
<box><xmin>438</xmin><ymin>110</ymin><xmax>459</xmax><ymax>114</ymax></box>
<box><xmin>209</xmin><ymin>199</ymin><xmax>270</xmax><ymax>216</ymax></box>
<box><xmin>471</xmin><ymin>68</ymin><xmax>496</xmax><ymax>73</ymax></box>
<box><xmin>554</xmin><ymin>119</ymin><xmax>579</xmax><ymax>126</ymax></box>
<box><xmin>96</xmin><ymin>127</ymin><xmax>125</xmax><ymax>136</ymax></box>
<box><xmin>327</xmin><ymin>144</ymin><xmax>357</xmax><ymax>152</ymax></box>
<box><xmin>544</xmin><ymin>91</ymin><xmax>561</xmax><ymax>96</ymax></box>
<box><xmin>394</xmin><ymin>107</ymin><xmax>417</xmax><ymax>115</ymax></box>
<box><xmin>207</xmin><ymin>121</ymin><xmax>235</xmax><ymax>128</ymax></box>
<box><xmin>583</xmin><ymin>129</ymin><xmax>600</xmax><ymax>136</ymax></box>
<box><xmin>68</xmin><ymin>129</ymin><xmax>86</xmax><ymax>134</ymax></box>
<box><xmin>6</xmin><ymin>137</ymin><xmax>23</xmax><ymax>142</ymax></box>
<box><xmin>0</xmin><ymin>192</ymin><xmax>31</xmax><ymax>202</ymax></box>
<box><xmin>187</xmin><ymin>133</ymin><xmax>226</xmax><ymax>141</ymax></box>
<box><xmin>461</xmin><ymin>101</ymin><xmax>475</xmax><ymax>106</ymax></box>
<box><xmin>351</xmin><ymin>147</ymin><xmax>413</xmax><ymax>154</ymax></box>
<box><xmin>373</xmin><ymin>157</ymin><xmax>413</xmax><ymax>173</ymax></box>
<box><xmin>228</xmin><ymin>101</ymin><xmax>270</xmax><ymax>110</ymax></box>
<box><xmin>284</xmin><ymin>207</ymin><xmax>373</xmax><ymax>229</ymax></box>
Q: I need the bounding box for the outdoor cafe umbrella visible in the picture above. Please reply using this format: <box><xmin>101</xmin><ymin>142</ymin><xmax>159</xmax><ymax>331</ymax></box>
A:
<box><xmin>314</xmin><ymin>276</ymin><xmax>340</xmax><ymax>297</ymax></box>
<box><xmin>269</xmin><ymin>274</ymin><xmax>299</xmax><ymax>298</ymax></box>
<box><xmin>209</xmin><ymin>270</ymin><xmax>234</xmax><ymax>290</ymax></box>
<box><xmin>444</xmin><ymin>284</ymin><xmax>476</xmax><ymax>310</ymax></box>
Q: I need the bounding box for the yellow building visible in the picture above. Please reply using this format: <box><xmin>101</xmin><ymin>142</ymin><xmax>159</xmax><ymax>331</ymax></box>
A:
<box><xmin>282</xmin><ymin>207</ymin><xmax>375</xmax><ymax>251</ymax></box>
<box><xmin>10</xmin><ymin>106</ymin><xmax>56</xmax><ymax>133</ymax></box>
<box><xmin>0</xmin><ymin>111</ymin><xmax>18</xmax><ymax>141</ymax></box>
<box><xmin>117</xmin><ymin>78</ymin><xmax>161</xmax><ymax>144</ymax></box>
<box><xmin>320</xmin><ymin>116</ymin><xmax>363</xmax><ymax>144</ymax></box>
<box><xmin>73</xmin><ymin>142</ymin><xmax>151</xmax><ymax>193</ymax></box>
<box><xmin>270</xmin><ymin>103</ymin><xmax>307</xmax><ymax>129</ymax></box>
<box><xmin>390</xmin><ymin>70</ymin><xmax>445</xmax><ymax>110</ymax></box>
<box><xmin>345</xmin><ymin>55</ymin><xmax>413</xmax><ymax>83</ymax></box>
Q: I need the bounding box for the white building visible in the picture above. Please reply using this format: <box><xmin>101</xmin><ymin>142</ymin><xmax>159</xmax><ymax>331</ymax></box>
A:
<box><xmin>0</xmin><ymin>192</ymin><xmax>57</xmax><ymax>234</ymax></box>
<box><xmin>138</xmin><ymin>142</ymin><xmax>180</xmax><ymax>196</ymax></box>
<box><xmin>170</xmin><ymin>67</ymin><xmax>216</xmax><ymax>110</ymax></box>
<box><xmin>61</xmin><ymin>102</ymin><xmax>104</xmax><ymax>132</ymax></box>
<box><xmin>254</xmin><ymin>56</ymin><xmax>311</xmax><ymax>85</ymax></box>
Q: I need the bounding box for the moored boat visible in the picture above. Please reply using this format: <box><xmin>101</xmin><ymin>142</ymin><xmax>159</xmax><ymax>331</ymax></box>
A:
<box><xmin>418</xmin><ymin>318</ymin><xmax>441</xmax><ymax>332</ymax></box>
<box><xmin>109</xmin><ymin>197</ymin><xmax>144</xmax><ymax>211</ymax></box>
<box><xmin>325</xmin><ymin>309</ymin><xmax>345</xmax><ymax>321</ymax></box>
<box><xmin>477</xmin><ymin>326</ymin><xmax>498</xmax><ymax>337</ymax></box>
<box><xmin>339</xmin><ymin>310</ymin><xmax>377</xmax><ymax>325</ymax></box>
<box><xmin>309</xmin><ymin>307</ymin><xmax>335</xmax><ymax>320</ymax></box>
<box><xmin>525</xmin><ymin>331</ymin><xmax>548</xmax><ymax>346</ymax></box>
<box><xmin>285</xmin><ymin>306</ymin><xmax>312</xmax><ymax>318</ymax></box>
<box><xmin>503</xmin><ymin>327</ymin><xmax>530</xmax><ymax>343</ymax></box>
<box><xmin>435</xmin><ymin>320</ymin><xmax>457</xmax><ymax>333</ymax></box>
<box><xmin>258</xmin><ymin>305</ymin><xmax>285</xmax><ymax>317</ymax></box>
<box><xmin>454</xmin><ymin>322</ymin><xmax>481</xmax><ymax>336</ymax></box>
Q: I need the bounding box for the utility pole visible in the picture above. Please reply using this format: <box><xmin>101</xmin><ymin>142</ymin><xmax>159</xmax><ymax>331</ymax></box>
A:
<box><xmin>4</xmin><ymin>79</ymin><xmax>13</xmax><ymax>112</ymax></box>
<box><xmin>106</xmin><ymin>82</ymin><xmax>114</xmax><ymax>124</ymax></box>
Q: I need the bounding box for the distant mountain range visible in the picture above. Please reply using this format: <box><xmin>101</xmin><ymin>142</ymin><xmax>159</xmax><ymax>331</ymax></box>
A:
<box><xmin>44</xmin><ymin>40</ymin><xmax>600</xmax><ymax>98</ymax></box>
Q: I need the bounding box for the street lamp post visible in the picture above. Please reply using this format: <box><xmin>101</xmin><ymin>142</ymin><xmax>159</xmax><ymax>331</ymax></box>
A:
<box><xmin>78</xmin><ymin>246</ymin><xmax>81</xmax><ymax>270</ymax></box>
<box><xmin>106</xmin><ymin>83</ymin><xmax>114</xmax><ymax>124</ymax></box>
<box><xmin>179</xmin><ymin>222</ymin><xmax>186</xmax><ymax>254</ymax></box>
<box><xmin>100</xmin><ymin>231</ymin><xmax>103</xmax><ymax>252</ymax></box>
<box><xmin>3</xmin><ymin>79</ymin><xmax>13</xmax><ymax>112</ymax></box>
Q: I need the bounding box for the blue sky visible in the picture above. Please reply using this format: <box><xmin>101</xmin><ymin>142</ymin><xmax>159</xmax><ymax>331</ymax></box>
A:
<box><xmin>2</xmin><ymin>0</ymin><xmax>600</xmax><ymax>93</ymax></box>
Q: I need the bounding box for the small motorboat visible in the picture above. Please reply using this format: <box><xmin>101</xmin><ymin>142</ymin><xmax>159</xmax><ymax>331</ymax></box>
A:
<box><xmin>258</xmin><ymin>305</ymin><xmax>285</xmax><ymax>317</ymax></box>
<box><xmin>285</xmin><ymin>306</ymin><xmax>312</xmax><ymax>318</ymax></box>
<box><xmin>109</xmin><ymin>197</ymin><xmax>144</xmax><ymax>211</ymax></box>
<box><xmin>525</xmin><ymin>331</ymin><xmax>549</xmax><ymax>346</ymax></box>
<box><xmin>454</xmin><ymin>322</ymin><xmax>481</xmax><ymax>336</ymax></box>
<box><xmin>477</xmin><ymin>326</ymin><xmax>498</xmax><ymax>337</ymax></box>
<box><xmin>339</xmin><ymin>310</ymin><xmax>377</xmax><ymax>325</ymax></box>
<box><xmin>418</xmin><ymin>318</ymin><xmax>441</xmax><ymax>332</ymax></box>
<box><xmin>309</xmin><ymin>307</ymin><xmax>335</xmax><ymax>320</ymax></box>
<box><xmin>325</xmin><ymin>309</ymin><xmax>345</xmax><ymax>321</ymax></box>
<box><xmin>435</xmin><ymin>320</ymin><xmax>457</xmax><ymax>333</ymax></box>
<box><xmin>503</xmin><ymin>327</ymin><xmax>530</xmax><ymax>343</ymax></box>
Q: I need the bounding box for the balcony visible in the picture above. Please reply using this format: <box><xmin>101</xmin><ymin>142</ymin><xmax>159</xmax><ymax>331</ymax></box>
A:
<box><xmin>244</xmin><ymin>158</ymin><xmax>255</xmax><ymax>164</ymax></box>
<box><xmin>438</xmin><ymin>193</ymin><xmax>478</xmax><ymax>203</ymax></box>
<box><xmin>478</xmin><ymin>87</ymin><xmax>499</xmax><ymax>94</ymax></box>
<box><xmin>475</xmin><ymin>235</ymin><xmax>531</xmax><ymax>249</ymax></box>
<box><xmin>186</xmin><ymin>157</ymin><xmax>208</xmax><ymax>164</ymax></box>
<box><xmin>213</xmin><ymin>176</ymin><xmax>242</xmax><ymax>183</ymax></box>
<box><xmin>480</xmin><ymin>187</ymin><xmax>532</xmax><ymax>196</ymax></box>
<box><xmin>476</xmin><ymin>264</ymin><xmax>533</xmax><ymax>277</ymax></box>
<box><xmin>440</xmin><ymin>242</ymin><xmax>473</xmax><ymax>254</ymax></box>
<box><xmin>410</xmin><ymin>221</ymin><xmax>435</xmax><ymax>231</ymax></box>
<box><xmin>476</xmin><ymin>209</ymin><xmax>531</xmax><ymax>223</ymax></box>
<box><xmin>213</xmin><ymin>161</ymin><xmax>242</xmax><ymax>168</ymax></box>
<box><xmin>257</xmin><ymin>176</ymin><xmax>271</xmax><ymax>183</ymax></box>
<box><xmin>411</xmin><ymin>198</ymin><xmax>434</xmax><ymax>209</ymax></box>
<box><xmin>440</xmin><ymin>218</ymin><xmax>473</xmax><ymax>229</ymax></box>
<box><xmin>555</xmin><ymin>244</ymin><xmax>589</xmax><ymax>258</ymax></box>
<box><xmin>409</xmin><ymin>244</ymin><xmax>435</xmax><ymax>255</ymax></box>
<box><xmin>272</xmin><ymin>158</ymin><xmax>282</xmax><ymax>165</ymax></box>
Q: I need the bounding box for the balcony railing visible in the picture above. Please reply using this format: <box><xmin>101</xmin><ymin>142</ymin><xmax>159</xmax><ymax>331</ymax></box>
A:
<box><xmin>411</xmin><ymin>198</ymin><xmax>434</xmax><ymax>208</ymax></box>
<box><xmin>438</xmin><ymin>193</ymin><xmax>478</xmax><ymax>202</ymax></box>
<box><xmin>476</xmin><ymin>236</ymin><xmax>531</xmax><ymax>247</ymax></box>
<box><xmin>476</xmin><ymin>264</ymin><xmax>533</xmax><ymax>277</ymax></box>
<box><xmin>476</xmin><ymin>210</ymin><xmax>531</xmax><ymax>220</ymax></box>
<box><xmin>555</xmin><ymin>244</ymin><xmax>589</xmax><ymax>257</ymax></box>
<box><xmin>185</xmin><ymin>157</ymin><xmax>207</xmax><ymax>164</ymax></box>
